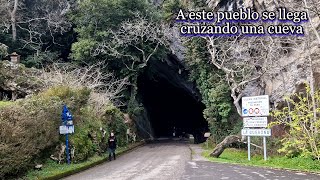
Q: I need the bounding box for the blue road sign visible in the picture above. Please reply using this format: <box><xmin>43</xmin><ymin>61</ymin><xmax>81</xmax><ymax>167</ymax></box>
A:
<box><xmin>62</xmin><ymin>105</ymin><xmax>73</xmax><ymax>122</ymax></box>
<box><xmin>61</xmin><ymin>105</ymin><xmax>73</xmax><ymax>165</ymax></box>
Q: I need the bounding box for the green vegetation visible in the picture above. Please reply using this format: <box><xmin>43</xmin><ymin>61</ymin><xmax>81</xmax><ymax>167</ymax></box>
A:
<box><xmin>0</xmin><ymin>43</ymin><xmax>7</xmax><ymax>60</ymax></box>
<box><xmin>0</xmin><ymin>86</ymin><xmax>130</xmax><ymax>178</ymax></box>
<box><xmin>71</xmin><ymin>0</ymin><xmax>165</xmax><ymax>73</ymax></box>
<box><xmin>203</xmin><ymin>148</ymin><xmax>320</xmax><ymax>172</ymax></box>
<box><xmin>0</xmin><ymin>101</ymin><xmax>12</xmax><ymax>107</ymax></box>
<box><xmin>185</xmin><ymin>37</ymin><xmax>241</xmax><ymax>143</ymax></box>
<box><xmin>271</xmin><ymin>84</ymin><xmax>320</xmax><ymax>160</ymax></box>
<box><xmin>71</xmin><ymin>0</ymin><xmax>167</xmax><ymax>133</ymax></box>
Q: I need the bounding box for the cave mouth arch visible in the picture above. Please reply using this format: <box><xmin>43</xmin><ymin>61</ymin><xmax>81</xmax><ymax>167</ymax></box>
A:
<box><xmin>137</xmin><ymin>56</ymin><xmax>208</xmax><ymax>143</ymax></box>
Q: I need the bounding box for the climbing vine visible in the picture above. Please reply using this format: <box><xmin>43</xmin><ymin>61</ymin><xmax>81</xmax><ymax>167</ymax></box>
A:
<box><xmin>185</xmin><ymin>37</ymin><xmax>241</xmax><ymax>142</ymax></box>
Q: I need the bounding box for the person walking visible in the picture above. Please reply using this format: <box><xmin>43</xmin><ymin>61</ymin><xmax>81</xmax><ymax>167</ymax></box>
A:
<box><xmin>108</xmin><ymin>132</ymin><xmax>117</xmax><ymax>161</ymax></box>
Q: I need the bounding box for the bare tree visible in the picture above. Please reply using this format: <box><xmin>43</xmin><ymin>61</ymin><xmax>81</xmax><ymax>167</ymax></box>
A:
<box><xmin>94</xmin><ymin>14</ymin><xmax>168</xmax><ymax>71</ymax></box>
<box><xmin>0</xmin><ymin>0</ymin><xmax>71</xmax><ymax>51</ymax></box>
<box><xmin>92</xmin><ymin>14</ymin><xmax>169</xmax><ymax>109</ymax></box>
<box><xmin>204</xmin><ymin>36</ymin><xmax>270</xmax><ymax>115</ymax></box>
<box><xmin>0</xmin><ymin>0</ymin><xmax>19</xmax><ymax>41</ymax></box>
<box><xmin>37</xmin><ymin>63</ymin><xmax>129</xmax><ymax>109</ymax></box>
<box><xmin>10</xmin><ymin>0</ymin><xmax>18</xmax><ymax>41</ymax></box>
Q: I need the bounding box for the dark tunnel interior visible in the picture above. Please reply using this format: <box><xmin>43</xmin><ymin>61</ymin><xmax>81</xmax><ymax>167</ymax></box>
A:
<box><xmin>137</xmin><ymin>58</ymin><xmax>208</xmax><ymax>143</ymax></box>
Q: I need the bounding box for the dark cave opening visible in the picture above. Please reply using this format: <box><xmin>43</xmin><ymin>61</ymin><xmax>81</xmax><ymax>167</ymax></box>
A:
<box><xmin>137</xmin><ymin>57</ymin><xmax>208</xmax><ymax>143</ymax></box>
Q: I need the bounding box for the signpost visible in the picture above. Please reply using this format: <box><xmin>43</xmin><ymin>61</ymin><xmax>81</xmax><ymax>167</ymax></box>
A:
<box><xmin>204</xmin><ymin>132</ymin><xmax>211</xmax><ymax>149</ymax></box>
<box><xmin>241</xmin><ymin>95</ymin><xmax>270</xmax><ymax>161</ymax></box>
<box><xmin>60</xmin><ymin>105</ymin><xmax>74</xmax><ymax>165</ymax></box>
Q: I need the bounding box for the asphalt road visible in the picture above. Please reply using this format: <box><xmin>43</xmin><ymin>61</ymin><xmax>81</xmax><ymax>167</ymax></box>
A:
<box><xmin>63</xmin><ymin>140</ymin><xmax>320</xmax><ymax>180</ymax></box>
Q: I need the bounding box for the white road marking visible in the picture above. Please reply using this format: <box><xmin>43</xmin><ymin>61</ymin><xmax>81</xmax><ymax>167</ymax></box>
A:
<box><xmin>252</xmin><ymin>171</ymin><xmax>267</xmax><ymax>179</ymax></box>
<box><xmin>295</xmin><ymin>172</ymin><xmax>306</xmax><ymax>175</ymax></box>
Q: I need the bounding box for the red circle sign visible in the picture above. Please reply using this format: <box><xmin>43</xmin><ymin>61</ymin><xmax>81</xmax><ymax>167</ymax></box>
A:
<box><xmin>254</xmin><ymin>108</ymin><xmax>260</xmax><ymax>114</ymax></box>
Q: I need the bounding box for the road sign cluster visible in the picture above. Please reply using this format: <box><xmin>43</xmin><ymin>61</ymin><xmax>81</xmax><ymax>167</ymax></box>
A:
<box><xmin>241</xmin><ymin>95</ymin><xmax>271</xmax><ymax>161</ymax></box>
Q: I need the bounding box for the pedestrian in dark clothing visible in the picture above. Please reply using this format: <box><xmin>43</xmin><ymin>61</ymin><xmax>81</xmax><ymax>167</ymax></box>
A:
<box><xmin>108</xmin><ymin>132</ymin><xmax>117</xmax><ymax>161</ymax></box>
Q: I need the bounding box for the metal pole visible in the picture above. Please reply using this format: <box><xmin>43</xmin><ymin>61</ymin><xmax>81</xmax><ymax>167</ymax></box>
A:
<box><xmin>263</xmin><ymin>136</ymin><xmax>267</xmax><ymax>161</ymax></box>
<box><xmin>126</xmin><ymin>134</ymin><xmax>129</xmax><ymax>144</ymax></box>
<box><xmin>66</xmin><ymin>133</ymin><xmax>70</xmax><ymax>164</ymax></box>
<box><xmin>248</xmin><ymin>136</ymin><xmax>251</xmax><ymax>161</ymax></box>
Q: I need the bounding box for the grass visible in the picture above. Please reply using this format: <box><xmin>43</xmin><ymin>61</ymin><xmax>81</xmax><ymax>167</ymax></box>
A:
<box><xmin>25</xmin><ymin>142</ymin><xmax>144</xmax><ymax>180</ymax></box>
<box><xmin>202</xmin><ymin>147</ymin><xmax>320</xmax><ymax>173</ymax></box>
<box><xmin>0</xmin><ymin>101</ymin><xmax>13</xmax><ymax>107</ymax></box>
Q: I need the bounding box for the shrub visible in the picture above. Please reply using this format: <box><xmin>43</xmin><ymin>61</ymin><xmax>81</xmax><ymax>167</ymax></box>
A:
<box><xmin>0</xmin><ymin>95</ymin><xmax>61</xmax><ymax>178</ymax></box>
<box><xmin>271</xmin><ymin>84</ymin><xmax>320</xmax><ymax>159</ymax></box>
<box><xmin>0</xmin><ymin>43</ymin><xmax>8</xmax><ymax>60</ymax></box>
<box><xmin>0</xmin><ymin>86</ymin><xmax>131</xmax><ymax>178</ymax></box>
<box><xmin>104</xmin><ymin>104</ymin><xmax>128</xmax><ymax>147</ymax></box>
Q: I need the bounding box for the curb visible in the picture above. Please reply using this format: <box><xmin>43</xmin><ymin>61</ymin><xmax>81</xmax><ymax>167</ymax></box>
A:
<box><xmin>42</xmin><ymin>141</ymin><xmax>145</xmax><ymax>180</ymax></box>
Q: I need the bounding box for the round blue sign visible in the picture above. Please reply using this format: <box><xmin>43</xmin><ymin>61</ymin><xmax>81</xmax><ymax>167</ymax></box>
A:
<box><xmin>243</xmin><ymin>109</ymin><xmax>248</xmax><ymax>114</ymax></box>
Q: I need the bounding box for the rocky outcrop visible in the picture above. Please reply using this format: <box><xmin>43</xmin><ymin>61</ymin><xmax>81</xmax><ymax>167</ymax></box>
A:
<box><xmin>238</xmin><ymin>0</ymin><xmax>319</xmax><ymax>106</ymax></box>
<box><xmin>168</xmin><ymin>0</ymin><xmax>320</xmax><ymax>106</ymax></box>
<box><xmin>0</xmin><ymin>61</ymin><xmax>42</xmax><ymax>100</ymax></box>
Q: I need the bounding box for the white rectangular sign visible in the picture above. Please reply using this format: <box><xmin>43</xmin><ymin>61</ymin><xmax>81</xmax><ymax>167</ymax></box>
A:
<box><xmin>241</xmin><ymin>128</ymin><xmax>271</xmax><ymax>136</ymax></box>
<box><xmin>59</xmin><ymin>125</ymin><xmax>74</xmax><ymax>134</ymax></box>
<box><xmin>242</xmin><ymin>95</ymin><xmax>269</xmax><ymax>116</ymax></box>
<box><xmin>204</xmin><ymin>132</ymin><xmax>211</xmax><ymax>138</ymax></box>
<box><xmin>243</xmin><ymin>117</ymin><xmax>268</xmax><ymax>128</ymax></box>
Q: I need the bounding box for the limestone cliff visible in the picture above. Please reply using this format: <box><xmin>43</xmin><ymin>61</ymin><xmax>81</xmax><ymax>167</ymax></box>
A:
<box><xmin>167</xmin><ymin>0</ymin><xmax>320</xmax><ymax>106</ymax></box>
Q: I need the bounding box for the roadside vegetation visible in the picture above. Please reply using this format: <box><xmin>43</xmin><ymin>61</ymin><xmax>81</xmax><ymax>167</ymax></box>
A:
<box><xmin>202</xmin><ymin>84</ymin><xmax>320</xmax><ymax>172</ymax></box>
<box><xmin>202</xmin><ymin>148</ymin><xmax>320</xmax><ymax>173</ymax></box>
<box><xmin>0</xmin><ymin>101</ymin><xmax>12</xmax><ymax>107</ymax></box>
<box><xmin>0</xmin><ymin>86</ymin><xmax>133</xmax><ymax>178</ymax></box>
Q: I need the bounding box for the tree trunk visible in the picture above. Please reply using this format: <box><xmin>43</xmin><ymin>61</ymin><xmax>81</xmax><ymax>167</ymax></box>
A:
<box><xmin>210</xmin><ymin>135</ymin><xmax>241</xmax><ymax>158</ymax></box>
<box><xmin>10</xmin><ymin>0</ymin><xmax>18</xmax><ymax>41</ymax></box>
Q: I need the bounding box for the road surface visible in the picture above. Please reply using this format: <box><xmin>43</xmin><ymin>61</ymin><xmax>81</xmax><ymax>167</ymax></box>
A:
<box><xmin>63</xmin><ymin>140</ymin><xmax>320</xmax><ymax>180</ymax></box>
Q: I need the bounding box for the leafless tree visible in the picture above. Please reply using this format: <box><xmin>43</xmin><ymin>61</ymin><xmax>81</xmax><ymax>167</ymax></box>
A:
<box><xmin>204</xmin><ymin>36</ymin><xmax>271</xmax><ymax>115</ymax></box>
<box><xmin>0</xmin><ymin>0</ymin><xmax>19</xmax><ymax>41</ymax></box>
<box><xmin>37</xmin><ymin>63</ymin><xmax>129</xmax><ymax>109</ymax></box>
<box><xmin>94</xmin><ymin>14</ymin><xmax>168</xmax><ymax>71</ymax></box>
<box><xmin>0</xmin><ymin>0</ymin><xmax>71</xmax><ymax>51</ymax></box>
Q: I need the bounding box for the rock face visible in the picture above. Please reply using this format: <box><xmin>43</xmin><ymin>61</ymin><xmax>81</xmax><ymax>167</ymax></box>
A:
<box><xmin>168</xmin><ymin>0</ymin><xmax>320</xmax><ymax>106</ymax></box>
<box><xmin>0</xmin><ymin>61</ymin><xmax>42</xmax><ymax>100</ymax></box>
<box><xmin>144</xmin><ymin>55</ymin><xmax>202</xmax><ymax>101</ymax></box>
<box><xmin>240</xmin><ymin>0</ymin><xmax>319</xmax><ymax>106</ymax></box>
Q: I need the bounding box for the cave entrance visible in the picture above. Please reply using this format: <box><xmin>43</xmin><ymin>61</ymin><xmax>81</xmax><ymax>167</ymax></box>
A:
<box><xmin>137</xmin><ymin>57</ymin><xmax>208</xmax><ymax>143</ymax></box>
<box><xmin>0</xmin><ymin>88</ymin><xmax>13</xmax><ymax>100</ymax></box>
